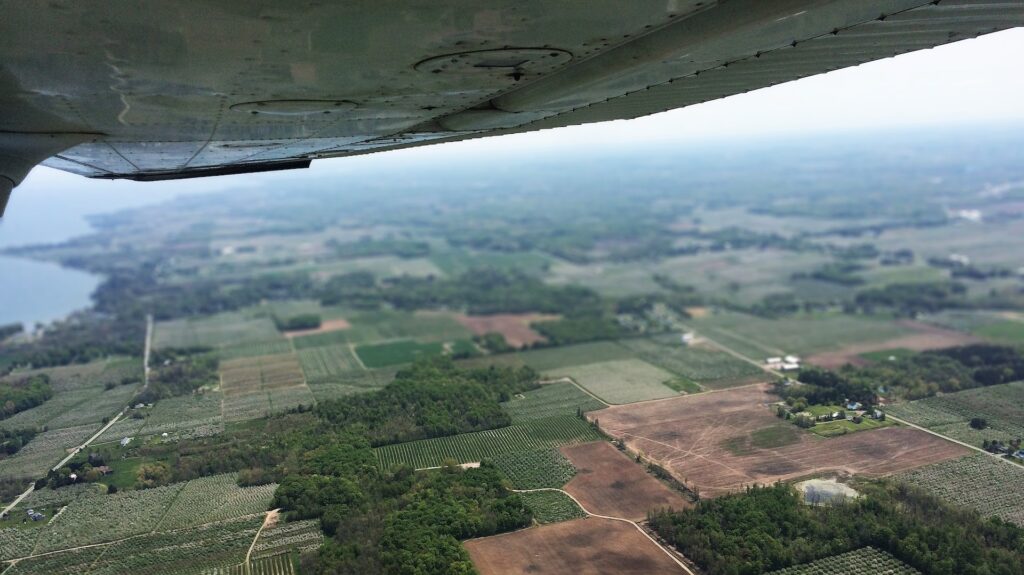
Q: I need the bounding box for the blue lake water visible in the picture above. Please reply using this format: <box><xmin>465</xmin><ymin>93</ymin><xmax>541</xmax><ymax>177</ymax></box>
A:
<box><xmin>0</xmin><ymin>167</ymin><xmax>220</xmax><ymax>329</ymax></box>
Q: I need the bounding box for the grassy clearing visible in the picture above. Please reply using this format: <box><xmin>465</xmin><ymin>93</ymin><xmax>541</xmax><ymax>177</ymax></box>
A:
<box><xmin>895</xmin><ymin>453</ymin><xmax>1024</xmax><ymax>526</ymax></box>
<box><xmin>492</xmin><ymin>448</ymin><xmax>577</xmax><ymax>489</ymax></box>
<box><xmin>723</xmin><ymin>424</ymin><xmax>801</xmax><ymax>456</ymax></box>
<box><xmin>974</xmin><ymin>319</ymin><xmax>1024</xmax><ymax>344</ymax></box>
<box><xmin>374</xmin><ymin>415</ymin><xmax>602</xmax><ymax>470</ymax></box>
<box><xmin>431</xmin><ymin>249</ymin><xmax>552</xmax><ymax>276</ymax></box>
<box><xmin>519</xmin><ymin>490</ymin><xmax>586</xmax><ymax>524</ymax></box>
<box><xmin>355</xmin><ymin>340</ymin><xmax>445</xmax><ymax>368</ymax></box>
<box><xmin>663</xmin><ymin>377</ymin><xmax>703</xmax><ymax>393</ymax></box>
<box><xmin>556</xmin><ymin>359</ymin><xmax>678</xmax><ymax>404</ymax></box>
<box><xmin>501</xmin><ymin>383</ymin><xmax>606</xmax><ymax>424</ymax></box>
<box><xmin>808</xmin><ymin>417</ymin><xmax>894</xmax><ymax>438</ymax></box>
<box><xmin>767</xmin><ymin>546</ymin><xmax>921</xmax><ymax>575</ymax></box>
<box><xmin>859</xmin><ymin>348</ymin><xmax>916</xmax><ymax>362</ymax></box>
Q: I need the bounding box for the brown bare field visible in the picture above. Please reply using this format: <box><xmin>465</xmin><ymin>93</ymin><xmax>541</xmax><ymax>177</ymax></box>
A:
<box><xmin>561</xmin><ymin>441</ymin><xmax>690</xmax><ymax>521</ymax></box>
<box><xmin>455</xmin><ymin>313</ymin><xmax>559</xmax><ymax>348</ymax></box>
<box><xmin>593</xmin><ymin>384</ymin><xmax>969</xmax><ymax>498</ymax></box>
<box><xmin>464</xmin><ymin>517</ymin><xmax>684</xmax><ymax>575</ymax></box>
<box><xmin>283</xmin><ymin>317</ymin><xmax>352</xmax><ymax>339</ymax></box>
<box><xmin>806</xmin><ymin>320</ymin><xmax>980</xmax><ymax>368</ymax></box>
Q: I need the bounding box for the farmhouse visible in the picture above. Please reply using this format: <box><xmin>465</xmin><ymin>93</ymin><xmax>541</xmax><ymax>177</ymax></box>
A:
<box><xmin>781</xmin><ymin>362</ymin><xmax>800</xmax><ymax>371</ymax></box>
<box><xmin>120</xmin><ymin>437</ymin><xmax>132</xmax><ymax>447</ymax></box>
<box><xmin>846</xmin><ymin>401</ymin><xmax>862</xmax><ymax>411</ymax></box>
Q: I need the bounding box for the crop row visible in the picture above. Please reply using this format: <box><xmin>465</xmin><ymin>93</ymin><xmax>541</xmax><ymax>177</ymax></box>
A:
<box><xmin>157</xmin><ymin>474</ymin><xmax>275</xmax><ymax>531</ymax></box>
<box><xmin>895</xmin><ymin>454</ymin><xmax>1024</xmax><ymax>526</ymax></box>
<box><xmin>518</xmin><ymin>490</ymin><xmax>586</xmax><ymax>524</ymax></box>
<box><xmin>253</xmin><ymin>519</ymin><xmax>323</xmax><ymax>558</ymax></box>
<box><xmin>374</xmin><ymin>415</ymin><xmax>602</xmax><ymax>470</ymax></box>
<box><xmin>767</xmin><ymin>546</ymin><xmax>921</xmax><ymax>574</ymax></box>
<box><xmin>500</xmin><ymin>383</ymin><xmax>606</xmax><ymax>424</ymax></box>
<box><xmin>492</xmin><ymin>448</ymin><xmax>577</xmax><ymax>489</ymax></box>
<box><xmin>297</xmin><ymin>345</ymin><xmax>363</xmax><ymax>382</ymax></box>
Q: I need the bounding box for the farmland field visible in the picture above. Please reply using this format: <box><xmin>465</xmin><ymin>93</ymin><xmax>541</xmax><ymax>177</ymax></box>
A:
<box><xmin>462</xmin><ymin>341</ymin><xmax>635</xmax><ymax>372</ymax></box>
<box><xmin>156</xmin><ymin>473</ymin><xmax>276</xmax><ymax>530</ymax></box>
<box><xmin>0</xmin><ymin>423</ymin><xmax>99</xmax><ymax>480</ymax></box>
<box><xmin>517</xmin><ymin>490</ymin><xmax>586</xmax><ymax>524</ymax></box>
<box><xmin>297</xmin><ymin>344</ymin><xmax>364</xmax><ymax>381</ymax></box>
<box><xmin>895</xmin><ymin>454</ymin><xmax>1024</xmax><ymax>526</ymax></box>
<box><xmin>594</xmin><ymin>384</ymin><xmax>968</xmax><ymax>497</ymax></box>
<box><xmin>218</xmin><ymin>339</ymin><xmax>294</xmax><ymax>360</ymax></box>
<box><xmin>464</xmin><ymin>517</ymin><xmax>685</xmax><ymax>575</ymax></box>
<box><xmin>2</xmin><ymin>474</ymin><xmax>280</xmax><ymax>568</ymax></box>
<box><xmin>555</xmin><ymin>359</ymin><xmax>678</xmax><ymax>404</ymax></box>
<box><xmin>455</xmin><ymin>313</ymin><xmax>557</xmax><ymax>348</ymax></box>
<box><xmin>561</xmin><ymin>441</ymin><xmax>689</xmax><ymax>521</ymax></box>
<box><xmin>887</xmin><ymin>382</ymin><xmax>1024</xmax><ymax>445</ymax></box>
<box><xmin>153</xmin><ymin>313</ymin><xmax>281</xmax><ymax>349</ymax></box>
<box><xmin>500</xmin><ymin>383</ymin><xmax>606</xmax><ymax>424</ymax></box>
<box><xmin>252</xmin><ymin>519</ymin><xmax>323</xmax><ymax>558</ymax></box>
<box><xmin>620</xmin><ymin>336</ymin><xmax>764</xmax><ymax>389</ymax></box>
<box><xmin>690</xmin><ymin>311</ymin><xmax>913</xmax><ymax>356</ymax></box>
<box><xmin>374</xmin><ymin>415</ymin><xmax>602</xmax><ymax>470</ymax></box>
<box><xmin>807</xmin><ymin>417</ymin><xmax>894</xmax><ymax>438</ymax></box>
<box><xmin>767</xmin><ymin>546</ymin><xmax>921</xmax><ymax>575</ymax></box>
<box><xmin>355</xmin><ymin>340</ymin><xmax>446</xmax><ymax>368</ymax></box>
<box><xmin>220</xmin><ymin>353</ymin><xmax>313</xmax><ymax>421</ymax></box>
<box><xmin>492</xmin><ymin>448</ymin><xmax>577</xmax><ymax>489</ymax></box>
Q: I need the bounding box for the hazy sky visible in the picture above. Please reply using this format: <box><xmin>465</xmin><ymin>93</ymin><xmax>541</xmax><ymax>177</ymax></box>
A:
<box><xmin>7</xmin><ymin>26</ymin><xmax>1024</xmax><ymax>223</ymax></box>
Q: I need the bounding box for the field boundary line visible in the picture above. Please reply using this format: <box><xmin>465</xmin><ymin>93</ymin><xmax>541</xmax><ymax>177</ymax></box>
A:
<box><xmin>686</xmin><ymin>322</ymin><xmax>1020</xmax><ymax>470</ymax></box>
<box><xmin>510</xmin><ymin>488</ymin><xmax>695</xmax><ymax>575</ymax></box>
<box><xmin>537</xmin><ymin>377</ymin><xmax>610</xmax><ymax>408</ymax></box>
<box><xmin>885</xmin><ymin>414</ymin><xmax>1021</xmax><ymax>469</ymax></box>
<box><xmin>3</xmin><ymin>511</ymin><xmax>271</xmax><ymax>564</ymax></box>
<box><xmin>245</xmin><ymin>509</ymin><xmax>279</xmax><ymax>566</ymax></box>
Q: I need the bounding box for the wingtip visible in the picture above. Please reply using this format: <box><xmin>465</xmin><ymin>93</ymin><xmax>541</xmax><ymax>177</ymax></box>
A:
<box><xmin>0</xmin><ymin>177</ymin><xmax>12</xmax><ymax>218</ymax></box>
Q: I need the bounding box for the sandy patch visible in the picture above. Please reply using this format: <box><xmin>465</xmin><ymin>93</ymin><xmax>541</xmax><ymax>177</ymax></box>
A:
<box><xmin>283</xmin><ymin>318</ymin><xmax>351</xmax><ymax>339</ymax></box>
<box><xmin>455</xmin><ymin>313</ymin><xmax>560</xmax><ymax>348</ymax></box>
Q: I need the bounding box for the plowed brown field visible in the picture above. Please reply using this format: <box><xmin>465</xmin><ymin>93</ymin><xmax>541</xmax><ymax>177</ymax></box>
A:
<box><xmin>592</xmin><ymin>384</ymin><xmax>969</xmax><ymax>498</ymax></box>
<box><xmin>464</xmin><ymin>517</ymin><xmax>685</xmax><ymax>574</ymax></box>
<box><xmin>561</xmin><ymin>441</ymin><xmax>690</xmax><ymax>521</ymax></box>
<box><xmin>455</xmin><ymin>313</ymin><xmax>558</xmax><ymax>348</ymax></box>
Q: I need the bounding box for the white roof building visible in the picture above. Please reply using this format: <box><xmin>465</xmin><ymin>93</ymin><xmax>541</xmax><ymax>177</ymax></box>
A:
<box><xmin>784</xmin><ymin>355</ymin><xmax>800</xmax><ymax>364</ymax></box>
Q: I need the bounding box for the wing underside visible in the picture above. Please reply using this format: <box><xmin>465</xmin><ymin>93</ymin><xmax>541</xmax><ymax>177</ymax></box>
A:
<box><xmin>0</xmin><ymin>0</ymin><xmax>1022</xmax><ymax>184</ymax></box>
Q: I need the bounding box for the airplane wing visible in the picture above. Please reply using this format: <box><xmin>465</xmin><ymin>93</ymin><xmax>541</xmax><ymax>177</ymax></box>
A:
<box><xmin>1</xmin><ymin>0</ymin><xmax>1022</xmax><ymax>214</ymax></box>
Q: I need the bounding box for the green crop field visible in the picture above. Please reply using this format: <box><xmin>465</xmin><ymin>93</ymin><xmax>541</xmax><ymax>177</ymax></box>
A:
<box><xmin>887</xmin><ymin>382</ymin><xmax>1024</xmax><ymax>445</ymax></box>
<box><xmin>974</xmin><ymin>319</ymin><xmax>1024</xmax><ymax>343</ymax></box>
<box><xmin>2</xmin><ymin>473</ymin><xmax>277</xmax><ymax>567</ymax></box>
<box><xmin>767</xmin><ymin>546</ymin><xmax>921</xmax><ymax>574</ymax></box>
<box><xmin>431</xmin><ymin>249</ymin><xmax>552</xmax><ymax>277</ymax></box>
<box><xmin>374</xmin><ymin>415</ymin><xmax>602</xmax><ymax>470</ymax></box>
<box><xmin>492</xmin><ymin>448</ymin><xmax>578</xmax><ymax>489</ymax></box>
<box><xmin>355</xmin><ymin>340</ymin><xmax>445</xmax><ymax>368</ymax></box>
<box><xmin>5</xmin><ymin>515</ymin><xmax>263</xmax><ymax>575</ymax></box>
<box><xmin>0</xmin><ymin>423</ymin><xmax>99</xmax><ymax>480</ymax></box>
<box><xmin>153</xmin><ymin>313</ymin><xmax>282</xmax><ymax>349</ymax></box>
<box><xmin>690</xmin><ymin>311</ymin><xmax>912</xmax><ymax>356</ymax></box>
<box><xmin>807</xmin><ymin>417</ymin><xmax>894</xmax><ymax>438</ymax></box>
<box><xmin>517</xmin><ymin>341</ymin><xmax>635</xmax><ymax>372</ymax></box>
<box><xmin>895</xmin><ymin>454</ymin><xmax>1024</xmax><ymax>526</ymax></box>
<box><xmin>252</xmin><ymin>519</ymin><xmax>323</xmax><ymax>559</ymax></box>
<box><xmin>519</xmin><ymin>490</ymin><xmax>587</xmax><ymax>524</ymax></box>
<box><xmin>501</xmin><ymin>383</ymin><xmax>607</xmax><ymax>423</ymax></box>
<box><xmin>297</xmin><ymin>344</ymin><xmax>364</xmax><ymax>381</ymax></box>
<box><xmin>555</xmin><ymin>359</ymin><xmax>679</xmax><ymax>404</ymax></box>
<box><xmin>620</xmin><ymin>336</ymin><xmax>764</xmax><ymax>389</ymax></box>
<box><xmin>219</xmin><ymin>339</ymin><xmax>294</xmax><ymax>360</ymax></box>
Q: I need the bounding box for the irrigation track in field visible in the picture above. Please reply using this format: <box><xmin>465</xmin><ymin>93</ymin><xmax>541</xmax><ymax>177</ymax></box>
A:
<box><xmin>684</xmin><ymin>324</ymin><xmax>1022</xmax><ymax>469</ymax></box>
<box><xmin>2</xmin><ymin>316</ymin><xmax>153</xmax><ymax>528</ymax></box>
<box><xmin>1</xmin><ymin>511</ymin><xmax>272</xmax><ymax>565</ymax></box>
<box><xmin>511</xmin><ymin>488</ymin><xmax>696</xmax><ymax>575</ymax></box>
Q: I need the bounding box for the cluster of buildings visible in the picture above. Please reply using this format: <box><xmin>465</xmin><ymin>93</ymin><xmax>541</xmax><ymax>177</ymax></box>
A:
<box><xmin>766</xmin><ymin>355</ymin><xmax>801</xmax><ymax>371</ymax></box>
